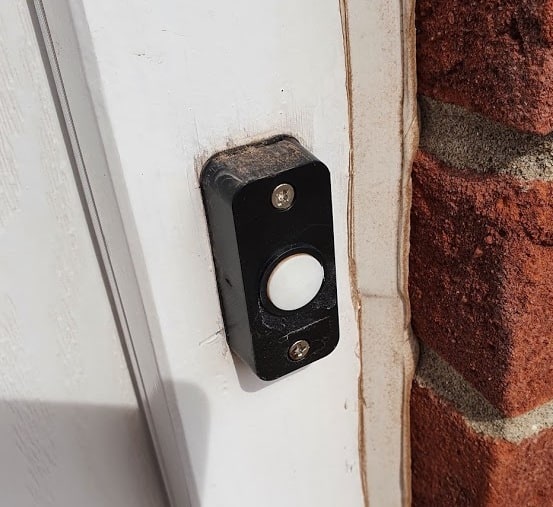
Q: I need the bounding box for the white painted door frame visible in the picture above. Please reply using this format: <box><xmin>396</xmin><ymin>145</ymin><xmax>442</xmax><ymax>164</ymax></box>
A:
<box><xmin>343</xmin><ymin>1</ymin><xmax>418</xmax><ymax>504</ymax></box>
<box><xmin>32</xmin><ymin>0</ymin><xmax>416</xmax><ymax>505</ymax></box>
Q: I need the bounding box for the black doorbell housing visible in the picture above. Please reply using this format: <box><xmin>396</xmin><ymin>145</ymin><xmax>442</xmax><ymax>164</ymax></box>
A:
<box><xmin>200</xmin><ymin>136</ymin><xmax>339</xmax><ymax>380</ymax></box>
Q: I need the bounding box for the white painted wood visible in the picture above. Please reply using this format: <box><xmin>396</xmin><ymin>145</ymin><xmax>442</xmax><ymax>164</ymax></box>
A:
<box><xmin>37</xmin><ymin>0</ymin><xmax>417</xmax><ymax>504</ymax></box>
<box><xmin>40</xmin><ymin>1</ymin><xmax>363</xmax><ymax>505</ymax></box>
<box><xmin>343</xmin><ymin>0</ymin><xmax>418</xmax><ymax>504</ymax></box>
<box><xmin>0</xmin><ymin>2</ymin><xmax>166</xmax><ymax>506</ymax></box>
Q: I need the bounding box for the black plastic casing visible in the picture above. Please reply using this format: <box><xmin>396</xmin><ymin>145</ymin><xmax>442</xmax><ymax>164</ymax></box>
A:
<box><xmin>200</xmin><ymin>136</ymin><xmax>339</xmax><ymax>380</ymax></box>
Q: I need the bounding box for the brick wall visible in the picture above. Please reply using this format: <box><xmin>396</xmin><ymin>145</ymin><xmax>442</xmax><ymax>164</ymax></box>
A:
<box><xmin>410</xmin><ymin>1</ymin><xmax>553</xmax><ymax>504</ymax></box>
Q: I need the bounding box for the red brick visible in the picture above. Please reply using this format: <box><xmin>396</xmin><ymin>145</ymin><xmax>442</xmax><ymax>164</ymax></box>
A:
<box><xmin>417</xmin><ymin>0</ymin><xmax>553</xmax><ymax>134</ymax></box>
<box><xmin>412</xmin><ymin>380</ymin><xmax>553</xmax><ymax>507</ymax></box>
<box><xmin>409</xmin><ymin>151</ymin><xmax>553</xmax><ymax>415</ymax></box>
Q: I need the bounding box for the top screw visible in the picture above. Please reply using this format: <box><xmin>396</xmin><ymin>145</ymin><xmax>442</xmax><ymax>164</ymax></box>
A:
<box><xmin>271</xmin><ymin>183</ymin><xmax>295</xmax><ymax>210</ymax></box>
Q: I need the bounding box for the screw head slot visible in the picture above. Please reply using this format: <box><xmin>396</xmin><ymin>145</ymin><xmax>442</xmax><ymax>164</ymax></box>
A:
<box><xmin>288</xmin><ymin>339</ymin><xmax>310</xmax><ymax>361</ymax></box>
<box><xmin>271</xmin><ymin>183</ymin><xmax>295</xmax><ymax>210</ymax></box>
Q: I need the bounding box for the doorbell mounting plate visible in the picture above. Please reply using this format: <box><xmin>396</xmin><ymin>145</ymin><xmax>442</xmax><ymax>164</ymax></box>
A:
<box><xmin>200</xmin><ymin>135</ymin><xmax>339</xmax><ymax>380</ymax></box>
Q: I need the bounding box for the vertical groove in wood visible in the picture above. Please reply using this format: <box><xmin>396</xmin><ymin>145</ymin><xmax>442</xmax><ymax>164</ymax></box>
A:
<box><xmin>0</xmin><ymin>2</ymin><xmax>166</xmax><ymax>505</ymax></box>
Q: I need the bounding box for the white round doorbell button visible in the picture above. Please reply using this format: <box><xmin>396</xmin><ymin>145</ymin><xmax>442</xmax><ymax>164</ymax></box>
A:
<box><xmin>266</xmin><ymin>253</ymin><xmax>324</xmax><ymax>311</ymax></box>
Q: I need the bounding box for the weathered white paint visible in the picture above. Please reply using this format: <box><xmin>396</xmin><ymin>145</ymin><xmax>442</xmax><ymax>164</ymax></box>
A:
<box><xmin>37</xmin><ymin>0</ymin><xmax>417</xmax><ymax>504</ymax></box>
<box><xmin>39</xmin><ymin>0</ymin><xmax>363</xmax><ymax>505</ymax></box>
<box><xmin>0</xmin><ymin>2</ymin><xmax>165</xmax><ymax>505</ymax></box>
<box><xmin>344</xmin><ymin>0</ymin><xmax>418</xmax><ymax>504</ymax></box>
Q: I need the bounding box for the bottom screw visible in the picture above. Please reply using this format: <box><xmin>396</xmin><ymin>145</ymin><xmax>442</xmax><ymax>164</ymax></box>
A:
<box><xmin>288</xmin><ymin>340</ymin><xmax>310</xmax><ymax>361</ymax></box>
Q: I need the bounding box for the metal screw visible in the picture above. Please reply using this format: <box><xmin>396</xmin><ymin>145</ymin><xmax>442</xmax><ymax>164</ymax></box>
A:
<box><xmin>271</xmin><ymin>183</ymin><xmax>295</xmax><ymax>210</ymax></box>
<box><xmin>288</xmin><ymin>339</ymin><xmax>310</xmax><ymax>361</ymax></box>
